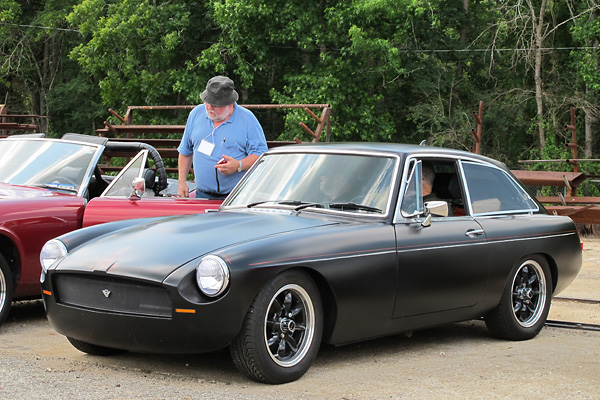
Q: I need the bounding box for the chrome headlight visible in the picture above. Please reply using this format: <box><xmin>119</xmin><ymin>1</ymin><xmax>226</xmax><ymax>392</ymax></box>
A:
<box><xmin>40</xmin><ymin>239</ymin><xmax>68</xmax><ymax>272</ymax></box>
<box><xmin>196</xmin><ymin>255</ymin><xmax>230</xmax><ymax>297</ymax></box>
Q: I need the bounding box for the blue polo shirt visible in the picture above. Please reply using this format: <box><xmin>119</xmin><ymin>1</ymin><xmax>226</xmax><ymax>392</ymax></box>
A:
<box><xmin>178</xmin><ymin>103</ymin><xmax>267</xmax><ymax>194</ymax></box>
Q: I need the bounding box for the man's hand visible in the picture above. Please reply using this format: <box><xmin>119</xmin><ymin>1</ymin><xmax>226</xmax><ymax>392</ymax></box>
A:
<box><xmin>215</xmin><ymin>154</ymin><xmax>240</xmax><ymax>175</ymax></box>
<box><xmin>178</xmin><ymin>183</ymin><xmax>190</xmax><ymax>198</ymax></box>
<box><xmin>177</xmin><ymin>153</ymin><xmax>193</xmax><ymax>197</ymax></box>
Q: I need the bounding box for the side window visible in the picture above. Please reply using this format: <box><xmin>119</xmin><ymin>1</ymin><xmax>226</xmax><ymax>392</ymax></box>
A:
<box><xmin>462</xmin><ymin>162</ymin><xmax>538</xmax><ymax>215</ymax></box>
<box><xmin>427</xmin><ymin>160</ymin><xmax>465</xmax><ymax>217</ymax></box>
<box><xmin>399</xmin><ymin>159</ymin><xmax>465</xmax><ymax>217</ymax></box>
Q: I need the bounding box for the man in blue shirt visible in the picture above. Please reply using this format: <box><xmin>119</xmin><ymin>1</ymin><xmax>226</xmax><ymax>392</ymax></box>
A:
<box><xmin>177</xmin><ymin>76</ymin><xmax>268</xmax><ymax>199</ymax></box>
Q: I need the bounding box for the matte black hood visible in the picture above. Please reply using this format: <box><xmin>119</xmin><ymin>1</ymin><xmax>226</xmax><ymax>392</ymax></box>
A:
<box><xmin>56</xmin><ymin>210</ymin><xmax>339</xmax><ymax>281</ymax></box>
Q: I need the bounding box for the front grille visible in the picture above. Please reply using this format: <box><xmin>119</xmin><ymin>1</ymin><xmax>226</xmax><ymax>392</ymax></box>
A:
<box><xmin>54</xmin><ymin>274</ymin><xmax>172</xmax><ymax>318</ymax></box>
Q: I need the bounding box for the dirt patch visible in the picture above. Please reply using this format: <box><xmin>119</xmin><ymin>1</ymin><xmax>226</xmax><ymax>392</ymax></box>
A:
<box><xmin>548</xmin><ymin>237</ymin><xmax>600</xmax><ymax>323</ymax></box>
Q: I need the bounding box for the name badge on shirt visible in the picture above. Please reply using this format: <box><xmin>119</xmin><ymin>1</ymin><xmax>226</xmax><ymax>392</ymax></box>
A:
<box><xmin>198</xmin><ymin>140</ymin><xmax>215</xmax><ymax>156</ymax></box>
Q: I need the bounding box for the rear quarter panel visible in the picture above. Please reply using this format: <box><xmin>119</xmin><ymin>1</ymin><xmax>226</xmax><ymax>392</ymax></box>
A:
<box><xmin>475</xmin><ymin>213</ymin><xmax>581</xmax><ymax>307</ymax></box>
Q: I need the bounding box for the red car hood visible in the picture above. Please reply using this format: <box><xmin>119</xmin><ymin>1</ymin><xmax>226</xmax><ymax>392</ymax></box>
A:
<box><xmin>0</xmin><ymin>183</ymin><xmax>65</xmax><ymax>200</ymax></box>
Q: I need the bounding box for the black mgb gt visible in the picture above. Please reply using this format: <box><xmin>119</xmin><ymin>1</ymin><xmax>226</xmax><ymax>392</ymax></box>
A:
<box><xmin>41</xmin><ymin>143</ymin><xmax>582</xmax><ymax>384</ymax></box>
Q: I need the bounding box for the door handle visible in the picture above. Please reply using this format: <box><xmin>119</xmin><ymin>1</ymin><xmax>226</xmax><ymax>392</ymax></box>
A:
<box><xmin>465</xmin><ymin>229</ymin><xmax>485</xmax><ymax>237</ymax></box>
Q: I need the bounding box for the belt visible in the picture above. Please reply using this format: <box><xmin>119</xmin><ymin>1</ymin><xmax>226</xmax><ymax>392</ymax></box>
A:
<box><xmin>198</xmin><ymin>190</ymin><xmax>229</xmax><ymax>197</ymax></box>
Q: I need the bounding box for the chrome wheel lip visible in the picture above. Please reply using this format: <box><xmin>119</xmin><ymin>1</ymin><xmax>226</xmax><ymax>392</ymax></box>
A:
<box><xmin>264</xmin><ymin>283</ymin><xmax>315</xmax><ymax>368</ymax></box>
<box><xmin>511</xmin><ymin>260</ymin><xmax>547</xmax><ymax>328</ymax></box>
<box><xmin>0</xmin><ymin>268</ymin><xmax>6</xmax><ymax>311</ymax></box>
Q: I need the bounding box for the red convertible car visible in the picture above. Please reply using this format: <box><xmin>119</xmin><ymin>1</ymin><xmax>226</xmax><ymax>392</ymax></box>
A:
<box><xmin>0</xmin><ymin>134</ymin><xmax>220</xmax><ymax>326</ymax></box>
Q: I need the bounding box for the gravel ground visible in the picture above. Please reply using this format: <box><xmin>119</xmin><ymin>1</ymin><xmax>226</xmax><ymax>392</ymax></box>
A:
<box><xmin>1</xmin><ymin>239</ymin><xmax>599</xmax><ymax>400</ymax></box>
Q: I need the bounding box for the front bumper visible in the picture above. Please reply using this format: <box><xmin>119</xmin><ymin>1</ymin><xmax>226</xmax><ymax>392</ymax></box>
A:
<box><xmin>42</xmin><ymin>272</ymin><xmax>244</xmax><ymax>354</ymax></box>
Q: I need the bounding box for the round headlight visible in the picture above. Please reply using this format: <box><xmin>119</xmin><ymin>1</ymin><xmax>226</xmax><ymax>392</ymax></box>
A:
<box><xmin>40</xmin><ymin>239</ymin><xmax>68</xmax><ymax>272</ymax></box>
<box><xmin>196</xmin><ymin>255</ymin><xmax>230</xmax><ymax>297</ymax></box>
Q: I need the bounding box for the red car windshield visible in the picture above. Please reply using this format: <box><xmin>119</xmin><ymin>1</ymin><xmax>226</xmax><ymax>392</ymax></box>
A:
<box><xmin>0</xmin><ymin>138</ymin><xmax>100</xmax><ymax>194</ymax></box>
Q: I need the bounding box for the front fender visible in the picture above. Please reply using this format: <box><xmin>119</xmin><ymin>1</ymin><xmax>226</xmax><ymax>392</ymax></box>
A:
<box><xmin>56</xmin><ymin>216</ymin><xmax>166</xmax><ymax>252</ymax></box>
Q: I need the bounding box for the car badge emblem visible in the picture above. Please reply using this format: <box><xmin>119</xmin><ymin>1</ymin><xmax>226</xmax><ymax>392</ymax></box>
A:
<box><xmin>102</xmin><ymin>289</ymin><xmax>111</xmax><ymax>298</ymax></box>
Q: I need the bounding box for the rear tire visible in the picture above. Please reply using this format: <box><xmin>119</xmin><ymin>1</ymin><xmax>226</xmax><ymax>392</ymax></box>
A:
<box><xmin>67</xmin><ymin>337</ymin><xmax>126</xmax><ymax>356</ymax></box>
<box><xmin>230</xmin><ymin>270</ymin><xmax>323</xmax><ymax>384</ymax></box>
<box><xmin>0</xmin><ymin>254</ymin><xmax>14</xmax><ymax>327</ymax></box>
<box><xmin>485</xmin><ymin>255</ymin><xmax>551</xmax><ymax>340</ymax></box>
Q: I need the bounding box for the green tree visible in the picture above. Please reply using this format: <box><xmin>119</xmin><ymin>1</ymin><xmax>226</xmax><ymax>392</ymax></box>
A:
<box><xmin>0</xmin><ymin>0</ymin><xmax>94</xmax><ymax>135</ymax></box>
<box><xmin>14</xmin><ymin>0</ymin><xmax>596</xmax><ymax>167</ymax></box>
<box><xmin>571</xmin><ymin>3</ymin><xmax>600</xmax><ymax>157</ymax></box>
<box><xmin>67</xmin><ymin>0</ymin><xmax>217</xmax><ymax>125</ymax></box>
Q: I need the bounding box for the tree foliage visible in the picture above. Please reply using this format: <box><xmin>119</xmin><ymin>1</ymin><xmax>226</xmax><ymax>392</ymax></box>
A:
<box><xmin>1</xmin><ymin>0</ymin><xmax>599</xmax><ymax>169</ymax></box>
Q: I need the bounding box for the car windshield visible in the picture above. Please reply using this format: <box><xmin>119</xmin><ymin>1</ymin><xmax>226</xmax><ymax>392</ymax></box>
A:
<box><xmin>224</xmin><ymin>152</ymin><xmax>397</xmax><ymax>215</ymax></box>
<box><xmin>0</xmin><ymin>139</ymin><xmax>100</xmax><ymax>194</ymax></box>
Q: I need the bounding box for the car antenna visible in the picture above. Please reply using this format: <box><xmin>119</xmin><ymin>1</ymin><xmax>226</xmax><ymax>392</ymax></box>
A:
<box><xmin>419</xmin><ymin>140</ymin><xmax>427</xmax><ymax>146</ymax></box>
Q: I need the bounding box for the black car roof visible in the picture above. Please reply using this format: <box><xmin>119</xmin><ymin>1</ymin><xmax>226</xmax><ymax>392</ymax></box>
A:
<box><xmin>267</xmin><ymin>142</ymin><xmax>506</xmax><ymax>169</ymax></box>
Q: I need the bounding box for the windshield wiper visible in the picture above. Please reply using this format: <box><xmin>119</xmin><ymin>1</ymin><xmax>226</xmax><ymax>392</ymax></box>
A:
<box><xmin>34</xmin><ymin>183</ymin><xmax>78</xmax><ymax>193</ymax></box>
<box><xmin>327</xmin><ymin>202</ymin><xmax>383</xmax><ymax>213</ymax></box>
<box><xmin>247</xmin><ymin>199</ymin><xmax>314</xmax><ymax>208</ymax></box>
<box><xmin>294</xmin><ymin>202</ymin><xmax>325</xmax><ymax>211</ymax></box>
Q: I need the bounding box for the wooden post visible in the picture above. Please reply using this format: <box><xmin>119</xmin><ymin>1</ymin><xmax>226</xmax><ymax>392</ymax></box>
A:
<box><xmin>565</xmin><ymin>107</ymin><xmax>578</xmax><ymax>174</ymax></box>
<box><xmin>471</xmin><ymin>101</ymin><xmax>483</xmax><ymax>154</ymax></box>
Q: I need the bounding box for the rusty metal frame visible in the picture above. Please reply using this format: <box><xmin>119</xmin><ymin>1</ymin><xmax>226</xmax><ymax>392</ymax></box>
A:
<box><xmin>514</xmin><ymin>108</ymin><xmax>588</xmax><ymax>198</ymax></box>
<box><xmin>97</xmin><ymin>104</ymin><xmax>331</xmax><ymax>143</ymax></box>
<box><xmin>0</xmin><ymin>104</ymin><xmax>45</xmax><ymax>135</ymax></box>
<box><xmin>474</xmin><ymin>105</ymin><xmax>600</xmax><ymax>227</ymax></box>
<box><xmin>95</xmin><ymin>104</ymin><xmax>331</xmax><ymax>173</ymax></box>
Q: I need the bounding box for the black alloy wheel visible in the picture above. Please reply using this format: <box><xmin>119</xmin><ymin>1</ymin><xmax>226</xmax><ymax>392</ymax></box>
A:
<box><xmin>230</xmin><ymin>270</ymin><xmax>323</xmax><ymax>384</ymax></box>
<box><xmin>485</xmin><ymin>255</ymin><xmax>552</xmax><ymax>341</ymax></box>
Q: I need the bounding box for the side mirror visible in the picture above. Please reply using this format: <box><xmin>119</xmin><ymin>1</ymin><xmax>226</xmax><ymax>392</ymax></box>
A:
<box><xmin>426</xmin><ymin>201</ymin><xmax>449</xmax><ymax>217</ymax></box>
<box><xmin>130</xmin><ymin>177</ymin><xmax>146</xmax><ymax>200</ymax></box>
<box><xmin>421</xmin><ymin>201</ymin><xmax>449</xmax><ymax>227</ymax></box>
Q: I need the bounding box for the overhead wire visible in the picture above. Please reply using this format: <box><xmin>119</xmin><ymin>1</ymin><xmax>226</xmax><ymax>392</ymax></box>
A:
<box><xmin>0</xmin><ymin>22</ymin><xmax>80</xmax><ymax>33</ymax></box>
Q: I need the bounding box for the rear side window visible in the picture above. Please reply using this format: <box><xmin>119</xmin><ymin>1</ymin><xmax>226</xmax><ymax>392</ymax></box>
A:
<box><xmin>462</xmin><ymin>162</ymin><xmax>538</xmax><ymax>215</ymax></box>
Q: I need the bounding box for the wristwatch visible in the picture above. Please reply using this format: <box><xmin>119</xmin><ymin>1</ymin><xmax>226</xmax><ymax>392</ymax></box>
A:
<box><xmin>237</xmin><ymin>160</ymin><xmax>243</xmax><ymax>172</ymax></box>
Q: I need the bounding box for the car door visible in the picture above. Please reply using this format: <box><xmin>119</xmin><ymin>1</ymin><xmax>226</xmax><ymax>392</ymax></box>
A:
<box><xmin>392</xmin><ymin>157</ymin><xmax>490</xmax><ymax>318</ymax></box>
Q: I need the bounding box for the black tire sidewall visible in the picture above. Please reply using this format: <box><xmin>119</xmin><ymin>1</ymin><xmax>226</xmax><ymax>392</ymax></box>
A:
<box><xmin>0</xmin><ymin>253</ymin><xmax>14</xmax><ymax>326</ymax></box>
<box><xmin>67</xmin><ymin>337</ymin><xmax>125</xmax><ymax>356</ymax></box>
<box><xmin>233</xmin><ymin>270</ymin><xmax>323</xmax><ymax>384</ymax></box>
<box><xmin>488</xmin><ymin>254</ymin><xmax>552</xmax><ymax>340</ymax></box>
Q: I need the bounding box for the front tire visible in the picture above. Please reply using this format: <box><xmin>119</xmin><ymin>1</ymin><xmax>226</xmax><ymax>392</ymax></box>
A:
<box><xmin>230</xmin><ymin>270</ymin><xmax>323</xmax><ymax>384</ymax></box>
<box><xmin>485</xmin><ymin>255</ymin><xmax>552</xmax><ymax>340</ymax></box>
<box><xmin>0</xmin><ymin>254</ymin><xmax>14</xmax><ymax>327</ymax></box>
<box><xmin>67</xmin><ymin>337</ymin><xmax>126</xmax><ymax>356</ymax></box>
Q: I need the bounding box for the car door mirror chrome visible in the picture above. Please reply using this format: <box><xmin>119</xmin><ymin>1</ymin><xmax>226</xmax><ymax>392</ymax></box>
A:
<box><xmin>426</xmin><ymin>201</ymin><xmax>449</xmax><ymax>217</ymax></box>
<box><xmin>421</xmin><ymin>201</ymin><xmax>449</xmax><ymax>227</ymax></box>
<box><xmin>130</xmin><ymin>177</ymin><xmax>146</xmax><ymax>199</ymax></box>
